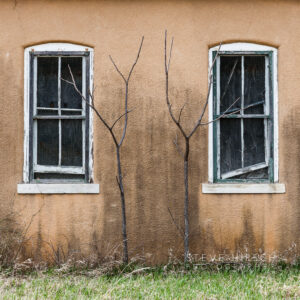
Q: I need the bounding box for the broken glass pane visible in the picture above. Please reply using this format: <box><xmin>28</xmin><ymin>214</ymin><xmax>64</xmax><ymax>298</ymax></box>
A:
<box><xmin>244</xmin><ymin>56</ymin><xmax>265</xmax><ymax>114</ymax></box>
<box><xmin>220</xmin><ymin>56</ymin><xmax>241</xmax><ymax>114</ymax></box>
<box><xmin>244</xmin><ymin>119</ymin><xmax>265</xmax><ymax>167</ymax></box>
<box><xmin>37</xmin><ymin>120</ymin><xmax>59</xmax><ymax>165</ymax></box>
<box><xmin>37</xmin><ymin>57</ymin><xmax>58</xmax><ymax>108</ymax></box>
<box><xmin>220</xmin><ymin>118</ymin><xmax>241</xmax><ymax>174</ymax></box>
<box><xmin>61</xmin><ymin>120</ymin><xmax>83</xmax><ymax>166</ymax></box>
<box><xmin>232</xmin><ymin>167</ymin><xmax>268</xmax><ymax>179</ymax></box>
<box><xmin>61</xmin><ymin>57</ymin><xmax>82</xmax><ymax>109</ymax></box>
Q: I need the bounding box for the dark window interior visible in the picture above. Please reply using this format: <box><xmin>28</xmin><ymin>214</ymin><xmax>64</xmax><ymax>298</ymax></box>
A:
<box><xmin>220</xmin><ymin>56</ymin><xmax>241</xmax><ymax>114</ymax></box>
<box><xmin>37</xmin><ymin>57</ymin><xmax>58</xmax><ymax>108</ymax></box>
<box><xmin>218</xmin><ymin>55</ymin><xmax>269</xmax><ymax>180</ymax></box>
<box><xmin>37</xmin><ymin>119</ymin><xmax>59</xmax><ymax>165</ymax></box>
<box><xmin>220</xmin><ymin>118</ymin><xmax>241</xmax><ymax>174</ymax></box>
<box><xmin>61</xmin><ymin>57</ymin><xmax>83</xmax><ymax>110</ymax></box>
<box><xmin>32</xmin><ymin>54</ymin><xmax>87</xmax><ymax>182</ymax></box>
<box><xmin>61</xmin><ymin>120</ymin><xmax>83</xmax><ymax>166</ymax></box>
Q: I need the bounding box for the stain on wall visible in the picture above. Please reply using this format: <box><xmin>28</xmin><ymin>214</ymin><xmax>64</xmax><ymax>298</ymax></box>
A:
<box><xmin>0</xmin><ymin>0</ymin><xmax>299</xmax><ymax>263</ymax></box>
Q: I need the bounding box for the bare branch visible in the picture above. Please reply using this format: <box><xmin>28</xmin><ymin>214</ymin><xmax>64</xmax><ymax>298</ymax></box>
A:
<box><xmin>167</xmin><ymin>37</ymin><xmax>174</xmax><ymax>72</ymax></box>
<box><xmin>13</xmin><ymin>203</ymin><xmax>45</xmax><ymax>262</ymax></box>
<box><xmin>164</xmin><ymin>41</ymin><xmax>222</xmax><ymax>141</ymax></box>
<box><xmin>173</xmin><ymin>134</ymin><xmax>184</xmax><ymax>158</ymax></box>
<box><xmin>199</xmin><ymin>97</ymin><xmax>268</xmax><ymax>125</ymax></box>
<box><xmin>60</xmin><ymin>78</ymin><xmax>73</xmax><ymax>86</ymax></box>
<box><xmin>118</xmin><ymin>37</ymin><xmax>144</xmax><ymax>147</ymax></box>
<box><xmin>220</xmin><ymin>57</ymin><xmax>238</xmax><ymax>102</ymax></box>
<box><xmin>178</xmin><ymin>101</ymin><xmax>187</xmax><ymax>124</ymax></box>
<box><xmin>62</xmin><ymin>66</ymin><xmax>119</xmax><ymax>146</ymax></box>
<box><xmin>209</xmin><ymin>43</ymin><xmax>222</xmax><ymax>78</ymax></box>
<box><xmin>109</xmin><ymin>36</ymin><xmax>144</xmax><ymax>84</ymax></box>
<box><xmin>187</xmin><ymin>43</ymin><xmax>222</xmax><ymax>138</ymax></box>
<box><xmin>164</xmin><ymin>30</ymin><xmax>188</xmax><ymax>138</ymax></box>
<box><xmin>88</xmin><ymin>89</ymin><xmax>95</xmax><ymax>108</ymax></box>
<box><xmin>109</xmin><ymin>55</ymin><xmax>127</xmax><ymax>83</ymax></box>
<box><xmin>164</xmin><ymin>30</ymin><xmax>168</xmax><ymax>74</ymax></box>
<box><xmin>127</xmin><ymin>36</ymin><xmax>144</xmax><ymax>82</ymax></box>
<box><xmin>110</xmin><ymin>108</ymin><xmax>136</xmax><ymax>130</ymax></box>
<box><xmin>199</xmin><ymin>96</ymin><xmax>241</xmax><ymax>125</ymax></box>
<box><xmin>167</xmin><ymin>207</ymin><xmax>184</xmax><ymax>237</ymax></box>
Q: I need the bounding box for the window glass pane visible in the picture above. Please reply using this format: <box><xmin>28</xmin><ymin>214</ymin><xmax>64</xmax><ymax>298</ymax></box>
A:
<box><xmin>37</xmin><ymin>57</ymin><xmax>58</xmax><ymax>108</ymax></box>
<box><xmin>220</xmin><ymin>118</ymin><xmax>241</xmax><ymax>174</ymax></box>
<box><xmin>244</xmin><ymin>56</ymin><xmax>265</xmax><ymax>114</ymax></box>
<box><xmin>61</xmin><ymin>57</ymin><xmax>82</xmax><ymax>109</ymax></box>
<box><xmin>220</xmin><ymin>56</ymin><xmax>241</xmax><ymax>114</ymax></box>
<box><xmin>37</xmin><ymin>109</ymin><xmax>58</xmax><ymax>115</ymax></box>
<box><xmin>37</xmin><ymin>120</ymin><xmax>59</xmax><ymax>165</ymax></box>
<box><xmin>61</xmin><ymin>120</ymin><xmax>83</xmax><ymax>166</ymax></box>
<box><xmin>244</xmin><ymin>119</ymin><xmax>265</xmax><ymax>167</ymax></box>
<box><xmin>61</xmin><ymin>110</ymin><xmax>82</xmax><ymax>115</ymax></box>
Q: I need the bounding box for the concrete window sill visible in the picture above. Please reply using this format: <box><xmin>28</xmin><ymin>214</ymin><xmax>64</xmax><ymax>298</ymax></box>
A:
<box><xmin>202</xmin><ymin>183</ymin><xmax>286</xmax><ymax>194</ymax></box>
<box><xmin>17</xmin><ymin>183</ymin><xmax>99</xmax><ymax>194</ymax></box>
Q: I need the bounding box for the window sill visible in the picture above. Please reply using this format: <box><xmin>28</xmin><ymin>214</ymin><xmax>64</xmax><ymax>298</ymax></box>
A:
<box><xmin>202</xmin><ymin>183</ymin><xmax>285</xmax><ymax>194</ymax></box>
<box><xmin>17</xmin><ymin>183</ymin><xmax>99</xmax><ymax>194</ymax></box>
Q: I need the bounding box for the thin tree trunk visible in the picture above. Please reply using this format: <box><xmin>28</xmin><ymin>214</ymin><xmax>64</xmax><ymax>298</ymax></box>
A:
<box><xmin>116</xmin><ymin>146</ymin><xmax>128</xmax><ymax>264</ymax></box>
<box><xmin>65</xmin><ymin>37</ymin><xmax>144</xmax><ymax>265</ymax></box>
<box><xmin>184</xmin><ymin>138</ymin><xmax>190</xmax><ymax>263</ymax></box>
<box><xmin>164</xmin><ymin>32</ymin><xmax>238</xmax><ymax>264</ymax></box>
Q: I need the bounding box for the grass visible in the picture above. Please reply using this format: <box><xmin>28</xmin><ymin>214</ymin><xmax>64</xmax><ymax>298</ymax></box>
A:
<box><xmin>0</xmin><ymin>264</ymin><xmax>299</xmax><ymax>299</ymax></box>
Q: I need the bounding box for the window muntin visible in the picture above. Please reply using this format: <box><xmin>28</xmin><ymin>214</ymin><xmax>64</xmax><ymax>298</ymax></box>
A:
<box><xmin>27</xmin><ymin>48</ymin><xmax>91</xmax><ymax>183</ymax></box>
<box><xmin>212</xmin><ymin>51</ymin><xmax>274</xmax><ymax>182</ymax></box>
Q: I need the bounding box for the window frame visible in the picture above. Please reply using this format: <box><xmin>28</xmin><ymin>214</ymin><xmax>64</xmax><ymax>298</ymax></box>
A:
<box><xmin>208</xmin><ymin>43</ymin><xmax>279</xmax><ymax>184</ymax></box>
<box><xmin>23</xmin><ymin>43</ymin><xmax>94</xmax><ymax>184</ymax></box>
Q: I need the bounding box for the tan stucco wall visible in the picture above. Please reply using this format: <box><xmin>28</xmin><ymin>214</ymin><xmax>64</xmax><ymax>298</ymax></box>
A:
<box><xmin>0</xmin><ymin>0</ymin><xmax>299</xmax><ymax>263</ymax></box>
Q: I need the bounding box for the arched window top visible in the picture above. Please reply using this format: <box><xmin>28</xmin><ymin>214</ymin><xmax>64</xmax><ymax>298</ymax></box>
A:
<box><xmin>25</xmin><ymin>42</ymin><xmax>93</xmax><ymax>53</ymax></box>
<box><xmin>210</xmin><ymin>42</ymin><xmax>277</xmax><ymax>53</ymax></box>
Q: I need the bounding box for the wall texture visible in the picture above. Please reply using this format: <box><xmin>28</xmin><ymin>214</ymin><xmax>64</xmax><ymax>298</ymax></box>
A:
<box><xmin>0</xmin><ymin>0</ymin><xmax>299</xmax><ymax>263</ymax></box>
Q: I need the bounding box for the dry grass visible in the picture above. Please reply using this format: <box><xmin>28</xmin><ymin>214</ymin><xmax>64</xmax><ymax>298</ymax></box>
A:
<box><xmin>0</xmin><ymin>201</ymin><xmax>25</xmax><ymax>267</ymax></box>
<box><xmin>0</xmin><ymin>263</ymin><xmax>299</xmax><ymax>299</ymax></box>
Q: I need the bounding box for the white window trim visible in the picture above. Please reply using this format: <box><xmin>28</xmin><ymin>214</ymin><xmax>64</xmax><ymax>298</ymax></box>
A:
<box><xmin>205</xmin><ymin>43</ymin><xmax>283</xmax><ymax>193</ymax></box>
<box><xmin>18</xmin><ymin>183</ymin><xmax>99</xmax><ymax>194</ymax></box>
<box><xmin>20</xmin><ymin>43</ymin><xmax>97</xmax><ymax>194</ymax></box>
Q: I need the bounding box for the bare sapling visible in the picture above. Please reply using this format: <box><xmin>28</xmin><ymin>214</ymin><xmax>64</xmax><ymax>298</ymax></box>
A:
<box><xmin>164</xmin><ymin>31</ymin><xmax>241</xmax><ymax>263</ymax></box>
<box><xmin>63</xmin><ymin>37</ymin><xmax>144</xmax><ymax>264</ymax></box>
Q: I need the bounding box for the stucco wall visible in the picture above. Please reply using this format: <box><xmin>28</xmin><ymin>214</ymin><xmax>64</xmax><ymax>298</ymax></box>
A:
<box><xmin>0</xmin><ymin>0</ymin><xmax>299</xmax><ymax>263</ymax></box>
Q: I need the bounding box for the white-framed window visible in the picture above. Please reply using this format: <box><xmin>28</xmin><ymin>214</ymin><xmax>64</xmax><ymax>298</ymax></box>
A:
<box><xmin>19</xmin><ymin>43</ymin><xmax>98</xmax><ymax>193</ymax></box>
<box><xmin>204</xmin><ymin>43</ymin><xmax>285</xmax><ymax>193</ymax></box>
